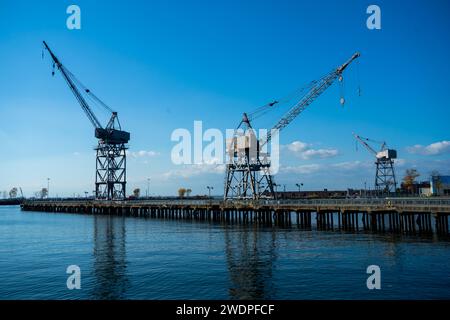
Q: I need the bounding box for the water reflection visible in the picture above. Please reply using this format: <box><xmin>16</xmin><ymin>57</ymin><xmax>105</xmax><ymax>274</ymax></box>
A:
<box><xmin>224</xmin><ymin>226</ymin><xmax>277</xmax><ymax>299</ymax></box>
<box><xmin>92</xmin><ymin>215</ymin><xmax>129</xmax><ymax>299</ymax></box>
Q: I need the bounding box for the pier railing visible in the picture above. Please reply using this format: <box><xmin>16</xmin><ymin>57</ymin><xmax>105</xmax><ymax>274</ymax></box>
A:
<box><xmin>22</xmin><ymin>197</ymin><xmax>450</xmax><ymax>212</ymax></box>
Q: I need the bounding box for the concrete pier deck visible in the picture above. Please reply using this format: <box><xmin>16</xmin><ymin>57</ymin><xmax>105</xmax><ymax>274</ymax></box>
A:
<box><xmin>21</xmin><ymin>197</ymin><xmax>450</xmax><ymax>235</ymax></box>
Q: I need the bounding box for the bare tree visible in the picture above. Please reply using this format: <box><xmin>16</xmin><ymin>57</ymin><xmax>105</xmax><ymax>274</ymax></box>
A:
<box><xmin>178</xmin><ymin>188</ymin><xmax>187</xmax><ymax>198</ymax></box>
<box><xmin>40</xmin><ymin>188</ymin><xmax>48</xmax><ymax>199</ymax></box>
<box><xmin>403</xmin><ymin>169</ymin><xmax>420</xmax><ymax>194</ymax></box>
<box><xmin>9</xmin><ymin>187</ymin><xmax>18</xmax><ymax>199</ymax></box>
<box><xmin>430</xmin><ymin>170</ymin><xmax>441</xmax><ymax>177</ymax></box>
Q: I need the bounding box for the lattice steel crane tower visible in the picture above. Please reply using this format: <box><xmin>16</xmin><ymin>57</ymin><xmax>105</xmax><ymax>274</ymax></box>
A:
<box><xmin>353</xmin><ymin>133</ymin><xmax>397</xmax><ymax>194</ymax></box>
<box><xmin>224</xmin><ymin>52</ymin><xmax>361</xmax><ymax>200</ymax></box>
<box><xmin>43</xmin><ymin>41</ymin><xmax>130</xmax><ymax>200</ymax></box>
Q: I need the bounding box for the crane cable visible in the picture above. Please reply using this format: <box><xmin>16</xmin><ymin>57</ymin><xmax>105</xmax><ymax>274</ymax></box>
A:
<box><xmin>359</xmin><ymin>135</ymin><xmax>387</xmax><ymax>152</ymax></box>
<box><xmin>63</xmin><ymin>67</ymin><xmax>115</xmax><ymax>114</ymax></box>
<box><xmin>339</xmin><ymin>74</ymin><xmax>345</xmax><ymax>106</ymax></box>
<box><xmin>356</xmin><ymin>58</ymin><xmax>362</xmax><ymax>96</ymax></box>
<box><xmin>42</xmin><ymin>44</ymin><xmax>115</xmax><ymax>115</ymax></box>
<box><xmin>246</xmin><ymin>71</ymin><xmax>331</xmax><ymax>123</ymax></box>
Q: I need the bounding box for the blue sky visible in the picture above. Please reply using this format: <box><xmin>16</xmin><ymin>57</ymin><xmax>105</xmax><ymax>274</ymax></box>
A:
<box><xmin>0</xmin><ymin>0</ymin><xmax>449</xmax><ymax>197</ymax></box>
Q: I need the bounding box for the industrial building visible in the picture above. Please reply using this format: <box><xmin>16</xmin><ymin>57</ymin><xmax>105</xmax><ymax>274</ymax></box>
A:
<box><xmin>400</xmin><ymin>176</ymin><xmax>450</xmax><ymax>197</ymax></box>
<box><xmin>431</xmin><ymin>175</ymin><xmax>450</xmax><ymax>196</ymax></box>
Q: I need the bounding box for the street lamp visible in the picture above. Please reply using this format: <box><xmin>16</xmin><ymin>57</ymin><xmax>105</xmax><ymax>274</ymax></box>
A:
<box><xmin>207</xmin><ymin>186</ymin><xmax>214</xmax><ymax>198</ymax></box>
<box><xmin>296</xmin><ymin>183</ymin><xmax>303</xmax><ymax>192</ymax></box>
<box><xmin>207</xmin><ymin>186</ymin><xmax>214</xmax><ymax>206</ymax></box>
<box><xmin>47</xmin><ymin>178</ymin><xmax>50</xmax><ymax>199</ymax></box>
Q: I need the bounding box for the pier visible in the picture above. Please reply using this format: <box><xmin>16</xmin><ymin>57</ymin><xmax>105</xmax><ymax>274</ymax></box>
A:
<box><xmin>21</xmin><ymin>197</ymin><xmax>450</xmax><ymax>235</ymax></box>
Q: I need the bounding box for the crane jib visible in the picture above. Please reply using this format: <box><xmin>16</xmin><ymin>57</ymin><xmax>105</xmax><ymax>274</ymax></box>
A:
<box><xmin>259</xmin><ymin>52</ymin><xmax>360</xmax><ymax>148</ymax></box>
<box><xmin>43</xmin><ymin>41</ymin><xmax>130</xmax><ymax>145</ymax></box>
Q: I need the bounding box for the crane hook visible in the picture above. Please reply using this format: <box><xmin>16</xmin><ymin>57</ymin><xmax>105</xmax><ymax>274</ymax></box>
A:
<box><xmin>42</xmin><ymin>42</ymin><xmax>46</xmax><ymax>60</ymax></box>
<box><xmin>339</xmin><ymin>75</ymin><xmax>345</xmax><ymax>106</ymax></box>
<box><xmin>356</xmin><ymin>58</ymin><xmax>362</xmax><ymax>96</ymax></box>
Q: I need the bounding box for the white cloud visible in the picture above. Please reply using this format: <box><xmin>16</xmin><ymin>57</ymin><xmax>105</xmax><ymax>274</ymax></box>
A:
<box><xmin>281</xmin><ymin>164</ymin><xmax>322</xmax><ymax>174</ymax></box>
<box><xmin>127</xmin><ymin>150</ymin><xmax>161</xmax><ymax>158</ymax></box>
<box><xmin>279</xmin><ymin>161</ymin><xmax>371</xmax><ymax>176</ymax></box>
<box><xmin>287</xmin><ymin>141</ymin><xmax>309</xmax><ymax>153</ymax></box>
<box><xmin>331</xmin><ymin>160</ymin><xmax>371</xmax><ymax>171</ymax></box>
<box><xmin>301</xmin><ymin>149</ymin><xmax>339</xmax><ymax>160</ymax></box>
<box><xmin>283</xmin><ymin>140</ymin><xmax>339</xmax><ymax>160</ymax></box>
<box><xmin>406</xmin><ymin>140</ymin><xmax>450</xmax><ymax>156</ymax></box>
<box><xmin>162</xmin><ymin>162</ymin><xmax>225</xmax><ymax>180</ymax></box>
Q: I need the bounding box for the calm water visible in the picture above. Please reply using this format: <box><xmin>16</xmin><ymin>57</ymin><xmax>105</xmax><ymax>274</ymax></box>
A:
<box><xmin>0</xmin><ymin>205</ymin><xmax>449</xmax><ymax>300</ymax></box>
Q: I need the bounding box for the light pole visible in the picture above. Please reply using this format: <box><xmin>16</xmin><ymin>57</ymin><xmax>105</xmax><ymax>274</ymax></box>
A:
<box><xmin>207</xmin><ymin>186</ymin><xmax>213</xmax><ymax>198</ymax></box>
<box><xmin>296</xmin><ymin>183</ymin><xmax>303</xmax><ymax>192</ymax></box>
<box><xmin>84</xmin><ymin>191</ymin><xmax>88</xmax><ymax>199</ymax></box>
<box><xmin>47</xmin><ymin>178</ymin><xmax>50</xmax><ymax>199</ymax></box>
<box><xmin>207</xmin><ymin>186</ymin><xmax>213</xmax><ymax>205</ymax></box>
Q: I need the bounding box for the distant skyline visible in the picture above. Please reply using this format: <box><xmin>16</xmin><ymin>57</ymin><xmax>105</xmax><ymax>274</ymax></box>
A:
<box><xmin>0</xmin><ymin>0</ymin><xmax>449</xmax><ymax>197</ymax></box>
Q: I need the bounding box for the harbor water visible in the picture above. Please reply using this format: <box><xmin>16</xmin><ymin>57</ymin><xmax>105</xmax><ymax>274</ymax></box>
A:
<box><xmin>0</xmin><ymin>205</ymin><xmax>449</xmax><ymax>300</ymax></box>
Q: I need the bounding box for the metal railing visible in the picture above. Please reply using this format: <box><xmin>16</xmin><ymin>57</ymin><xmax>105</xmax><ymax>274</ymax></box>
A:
<box><xmin>23</xmin><ymin>197</ymin><xmax>450</xmax><ymax>208</ymax></box>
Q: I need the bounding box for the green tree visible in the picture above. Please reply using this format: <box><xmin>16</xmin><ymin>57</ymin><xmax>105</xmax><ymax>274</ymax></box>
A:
<box><xmin>133</xmin><ymin>188</ymin><xmax>141</xmax><ymax>198</ymax></box>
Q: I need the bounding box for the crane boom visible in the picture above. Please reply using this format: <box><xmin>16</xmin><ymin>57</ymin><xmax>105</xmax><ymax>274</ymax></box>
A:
<box><xmin>261</xmin><ymin>52</ymin><xmax>360</xmax><ymax>148</ymax></box>
<box><xmin>353</xmin><ymin>133</ymin><xmax>378</xmax><ymax>155</ymax></box>
<box><xmin>43</xmin><ymin>41</ymin><xmax>103</xmax><ymax>129</ymax></box>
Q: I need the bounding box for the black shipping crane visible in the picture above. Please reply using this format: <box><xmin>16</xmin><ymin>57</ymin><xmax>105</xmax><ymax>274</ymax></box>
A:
<box><xmin>224</xmin><ymin>52</ymin><xmax>360</xmax><ymax>200</ymax></box>
<box><xmin>43</xmin><ymin>41</ymin><xmax>130</xmax><ymax>200</ymax></box>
